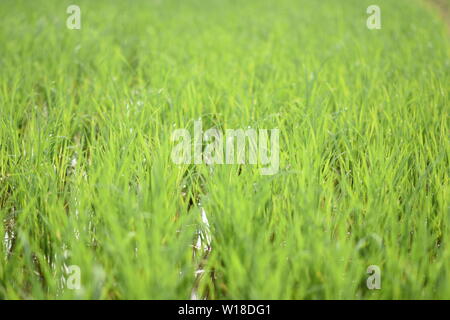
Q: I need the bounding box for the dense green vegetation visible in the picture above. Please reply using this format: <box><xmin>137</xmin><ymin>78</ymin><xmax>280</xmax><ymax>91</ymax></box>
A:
<box><xmin>0</xmin><ymin>0</ymin><xmax>448</xmax><ymax>299</ymax></box>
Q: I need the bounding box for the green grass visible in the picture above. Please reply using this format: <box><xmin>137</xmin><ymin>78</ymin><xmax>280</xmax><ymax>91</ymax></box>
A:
<box><xmin>0</xmin><ymin>0</ymin><xmax>449</xmax><ymax>299</ymax></box>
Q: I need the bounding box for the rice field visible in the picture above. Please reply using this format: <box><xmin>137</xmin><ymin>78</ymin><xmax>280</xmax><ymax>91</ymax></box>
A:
<box><xmin>0</xmin><ymin>0</ymin><xmax>449</xmax><ymax>299</ymax></box>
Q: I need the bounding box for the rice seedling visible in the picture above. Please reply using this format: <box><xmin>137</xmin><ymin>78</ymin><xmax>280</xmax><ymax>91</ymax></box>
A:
<box><xmin>0</xmin><ymin>0</ymin><xmax>448</xmax><ymax>299</ymax></box>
